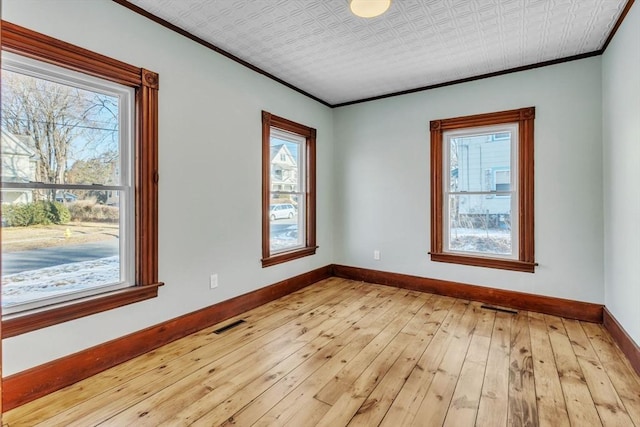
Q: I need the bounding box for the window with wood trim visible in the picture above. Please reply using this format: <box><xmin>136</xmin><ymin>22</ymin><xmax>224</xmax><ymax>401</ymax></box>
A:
<box><xmin>430</xmin><ymin>107</ymin><xmax>535</xmax><ymax>272</ymax></box>
<box><xmin>262</xmin><ymin>111</ymin><xmax>316</xmax><ymax>267</ymax></box>
<box><xmin>0</xmin><ymin>21</ymin><xmax>161</xmax><ymax>337</ymax></box>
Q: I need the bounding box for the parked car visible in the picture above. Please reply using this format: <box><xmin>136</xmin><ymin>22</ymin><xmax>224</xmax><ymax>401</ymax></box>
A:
<box><xmin>55</xmin><ymin>192</ymin><xmax>78</xmax><ymax>203</ymax></box>
<box><xmin>270</xmin><ymin>203</ymin><xmax>296</xmax><ymax>220</ymax></box>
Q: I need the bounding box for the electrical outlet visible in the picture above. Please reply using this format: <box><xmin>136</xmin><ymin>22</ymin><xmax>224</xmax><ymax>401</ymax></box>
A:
<box><xmin>373</xmin><ymin>250</ymin><xmax>380</xmax><ymax>260</ymax></box>
<box><xmin>210</xmin><ymin>273</ymin><xmax>219</xmax><ymax>289</ymax></box>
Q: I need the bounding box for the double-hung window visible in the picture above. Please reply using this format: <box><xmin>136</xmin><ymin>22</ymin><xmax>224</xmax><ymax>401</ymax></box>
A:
<box><xmin>430</xmin><ymin>107</ymin><xmax>535</xmax><ymax>272</ymax></box>
<box><xmin>261</xmin><ymin>111</ymin><xmax>316</xmax><ymax>267</ymax></box>
<box><xmin>1</xmin><ymin>22</ymin><xmax>160</xmax><ymax>336</ymax></box>
<box><xmin>2</xmin><ymin>52</ymin><xmax>135</xmax><ymax>314</ymax></box>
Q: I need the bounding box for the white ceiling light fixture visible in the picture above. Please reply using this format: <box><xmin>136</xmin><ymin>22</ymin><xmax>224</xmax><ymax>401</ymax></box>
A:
<box><xmin>349</xmin><ymin>0</ymin><xmax>391</xmax><ymax>18</ymax></box>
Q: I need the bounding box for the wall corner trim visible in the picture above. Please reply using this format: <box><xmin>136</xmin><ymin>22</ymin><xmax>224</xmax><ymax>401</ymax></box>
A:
<box><xmin>332</xmin><ymin>264</ymin><xmax>603</xmax><ymax>323</ymax></box>
<box><xmin>603</xmin><ymin>307</ymin><xmax>640</xmax><ymax>376</ymax></box>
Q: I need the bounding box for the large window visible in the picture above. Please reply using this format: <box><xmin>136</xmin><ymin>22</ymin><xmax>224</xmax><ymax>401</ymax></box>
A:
<box><xmin>261</xmin><ymin>111</ymin><xmax>316</xmax><ymax>267</ymax></box>
<box><xmin>430</xmin><ymin>107</ymin><xmax>535</xmax><ymax>272</ymax></box>
<box><xmin>1</xmin><ymin>22</ymin><xmax>160</xmax><ymax>336</ymax></box>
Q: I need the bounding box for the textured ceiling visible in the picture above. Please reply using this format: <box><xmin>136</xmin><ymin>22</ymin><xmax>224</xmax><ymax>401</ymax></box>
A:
<box><xmin>126</xmin><ymin>0</ymin><xmax>629</xmax><ymax>106</ymax></box>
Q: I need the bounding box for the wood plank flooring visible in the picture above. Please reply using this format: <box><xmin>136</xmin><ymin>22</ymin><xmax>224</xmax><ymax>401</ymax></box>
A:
<box><xmin>5</xmin><ymin>278</ymin><xmax>640</xmax><ymax>426</ymax></box>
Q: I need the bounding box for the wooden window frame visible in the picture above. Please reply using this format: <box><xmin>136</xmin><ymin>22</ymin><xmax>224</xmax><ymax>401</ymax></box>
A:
<box><xmin>1</xmin><ymin>21</ymin><xmax>162</xmax><ymax>337</ymax></box>
<box><xmin>261</xmin><ymin>111</ymin><xmax>317</xmax><ymax>267</ymax></box>
<box><xmin>430</xmin><ymin>107</ymin><xmax>536</xmax><ymax>273</ymax></box>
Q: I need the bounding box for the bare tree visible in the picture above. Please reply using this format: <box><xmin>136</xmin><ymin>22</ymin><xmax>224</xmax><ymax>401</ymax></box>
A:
<box><xmin>66</xmin><ymin>151</ymin><xmax>117</xmax><ymax>203</ymax></box>
<box><xmin>1</xmin><ymin>70</ymin><xmax>118</xmax><ymax>191</ymax></box>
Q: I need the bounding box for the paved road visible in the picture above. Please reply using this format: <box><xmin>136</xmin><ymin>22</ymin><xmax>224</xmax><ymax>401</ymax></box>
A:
<box><xmin>3</xmin><ymin>219</ymin><xmax>296</xmax><ymax>276</ymax></box>
<box><xmin>2</xmin><ymin>240</ymin><xmax>119</xmax><ymax>275</ymax></box>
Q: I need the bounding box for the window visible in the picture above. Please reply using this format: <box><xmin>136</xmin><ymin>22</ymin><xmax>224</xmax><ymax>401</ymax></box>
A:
<box><xmin>495</xmin><ymin>169</ymin><xmax>511</xmax><ymax>192</ymax></box>
<box><xmin>1</xmin><ymin>53</ymin><xmax>136</xmax><ymax>313</ymax></box>
<box><xmin>1</xmin><ymin>22</ymin><xmax>160</xmax><ymax>336</ymax></box>
<box><xmin>262</xmin><ymin>111</ymin><xmax>316</xmax><ymax>267</ymax></box>
<box><xmin>430</xmin><ymin>107</ymin><xmax>535</xmax><ymax>272</ymax></box>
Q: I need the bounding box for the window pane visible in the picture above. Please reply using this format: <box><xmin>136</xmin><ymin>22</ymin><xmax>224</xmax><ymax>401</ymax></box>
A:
<box><xmin>1</xmin><ymin>68</ymin><xmax>121</xmax><ymax>186</ymax></box>
<box><xmin>269</xmin><ymin>195</ymin><xmax>303</xmax><ymax>253</ymax></box>
<box><xmin>268</xmin><ymin>129</ymin><xmax>306</xmax><ymax>254</ymax></box>
<box><xmin>449</xmin><ymin>132</ymin><xmax>511</xmax><ymax>192</ymax></box>
<box><xmin>447</xmin><ymin>194</ymin><xmax>512</xmax><ymax>255</ymax></box>
<box><xmin>270</xmin><ymin>136</ymin><xmax>300</xmax><ymax>193</ymax></box>
<box><xmin>1</xmin><ymin>191</ymin><xmax>122</xmax><ymax>309</ymax></box>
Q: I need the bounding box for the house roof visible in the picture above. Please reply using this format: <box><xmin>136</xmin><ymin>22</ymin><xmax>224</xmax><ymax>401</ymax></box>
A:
<box><xmin>270</xmin><ymin>144</ymin><xmax>296</xmax><ymax>165</ymax></box>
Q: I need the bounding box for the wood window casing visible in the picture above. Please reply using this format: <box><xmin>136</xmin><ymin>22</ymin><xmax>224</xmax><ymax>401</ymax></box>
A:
<box><xmin>1</xmin><ymin>21</ymin><xmax>162</xmax><ymax>337</ymax></box>
<box><xmin>430</xmin><ymin>107</ymin><xmax>536</xmax><ymax>273</ymax></box>
<box><xmin>261</xmin><ymin>111</ymin><xmax>317</xmax><ymax>267</ymax></box>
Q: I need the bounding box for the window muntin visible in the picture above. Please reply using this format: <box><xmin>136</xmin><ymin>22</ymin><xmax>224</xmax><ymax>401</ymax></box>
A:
<box><xmin>261</xmin><ymin>111</ymin><xmax>316</xmax><ymax>267</ymax></box>
<box><xmin>430</xmin><ymin>107</ymin><xmax>535</xmax><ymax>273</ymax></box>
<box><xmin>442</xmin><ymin>124</ymin><xmax>518</xmax><ymax>259</ymax></box>
<box><xmin>1</xmin><ymin>21</ymin><xmax>160</xmax><ymax>337</ymax></box>
<box><xmin>1</xmin><ymin>53</ymin><xmax>135</xmax><ymax>314</ymax></box>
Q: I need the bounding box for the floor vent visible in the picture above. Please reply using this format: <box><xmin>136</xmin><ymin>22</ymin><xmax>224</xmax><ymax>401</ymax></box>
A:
<box><xmin>481</xmin><ymin>305</ymin><xmax>518</xmax><ymax>315</ymax></box>
<box><xmin>213</xmin><ymin>319</ymin><xmax>246</xmax><ymax>334</ymax></box>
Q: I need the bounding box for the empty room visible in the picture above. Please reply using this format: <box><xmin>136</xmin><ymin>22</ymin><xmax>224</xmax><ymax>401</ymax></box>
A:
<box><xmin>0</xmin><ymin>0</ymin><xmax>639</xmax><ymax>426</ymax></box>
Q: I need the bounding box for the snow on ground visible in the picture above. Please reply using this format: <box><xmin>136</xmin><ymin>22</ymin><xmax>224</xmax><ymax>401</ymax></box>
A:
<box><xmin>270</xmin><ymin>225</ymin><xmax>301</xmax><ymax>251</ymax></box>
<box><xmin>449</xmin><ymin>228</ymin><xmax>511</xmax><ymax>254</ymax></box>
<box><xmin>1</xmin><ymin>227</ymin><xmax>511</xmax><ymax>307</ymax></box>
<box><xmin>2</xmin><ymin>256</ymin><xmax>119</xmax><ymax>307</ymax></box>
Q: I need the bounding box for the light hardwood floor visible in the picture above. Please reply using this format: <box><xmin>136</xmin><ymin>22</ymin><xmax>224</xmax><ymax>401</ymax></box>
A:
<box><xmin>5</xmin><ymin>278</ymin><xmax>640</xmax><ymax>426</ymax></box>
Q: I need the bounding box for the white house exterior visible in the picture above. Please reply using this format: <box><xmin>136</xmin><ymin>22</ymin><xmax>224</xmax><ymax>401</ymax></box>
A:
<box><xmin>270</xmin><ymin>144</ymin><xmax>298</xmax><ymax>193</ymax></box>
<box><xmin>450</xmin><ymin>132</ymin><xmax>512</xmax><ymax>229</ymax></box>
<box><xmin>1</xmin><ymin>129</ymin><xmax>38</xmax><ymax>204</ymax></box>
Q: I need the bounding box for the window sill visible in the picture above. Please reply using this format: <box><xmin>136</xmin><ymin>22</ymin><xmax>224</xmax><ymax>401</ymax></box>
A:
<box><xmin>262</xmin><ymin>246</ymin><xmax>318</xmax><ymax>268</ymax></box>
<box><xmin>430</xmin><ymin>252</ymin><xmax>536</xmax><ymax>273</ymax></box>
<box><xmin>2</xmin><ymin>283</ymin><xmax>163</xmax><ymax>338</ymax></box>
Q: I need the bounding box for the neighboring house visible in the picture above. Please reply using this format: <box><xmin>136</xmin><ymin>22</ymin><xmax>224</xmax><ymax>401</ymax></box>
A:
<box><xmin>452</xmin><ymin>132</ymin><xmax>511</xmax><ymax>227</ymax></box>
<box><xmin>270</xmin><ymin>144</ymin><xmax>298</xmax><ymax>193</ymax></box>
<box><xmin>0</xmin><ymin>129</ymin><xmax>38</xmax><ymax>204</ymax></box>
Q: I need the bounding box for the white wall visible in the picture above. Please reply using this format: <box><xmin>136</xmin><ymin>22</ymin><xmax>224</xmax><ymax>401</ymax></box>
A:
<box><xmin>603</xmin><ymin>3</ymin><xmax>640</xmax><ymax>345</ymax></box>
<box><xmin>4</xmin><ymin>0</ymin><xmax>633</xmax><ymax>377</ymax></box>
<box><xmin>2</xmin><ymin>0</ymin><xmax>335</xmax><ymax>375</ymax></box>
<box><xmin>333</xmin><ymin>57</ymin><xmax>604</xmax><ymax>304</ymax></box>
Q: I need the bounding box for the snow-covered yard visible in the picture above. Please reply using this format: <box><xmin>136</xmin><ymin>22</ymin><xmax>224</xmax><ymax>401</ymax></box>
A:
<box><xmin>449</xmin><ymin>227</ymin><xmax>512</xmax><ymax>254</ymax></box>
<box><xmin>270</xmin><ymin>224</ymin><xmax>301</xmax><ymax>251</ymax></box>
<box><xmin>2</xmin><ymin>256</ymin><xmax>119</xmax><ymax>308</ymax></box>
